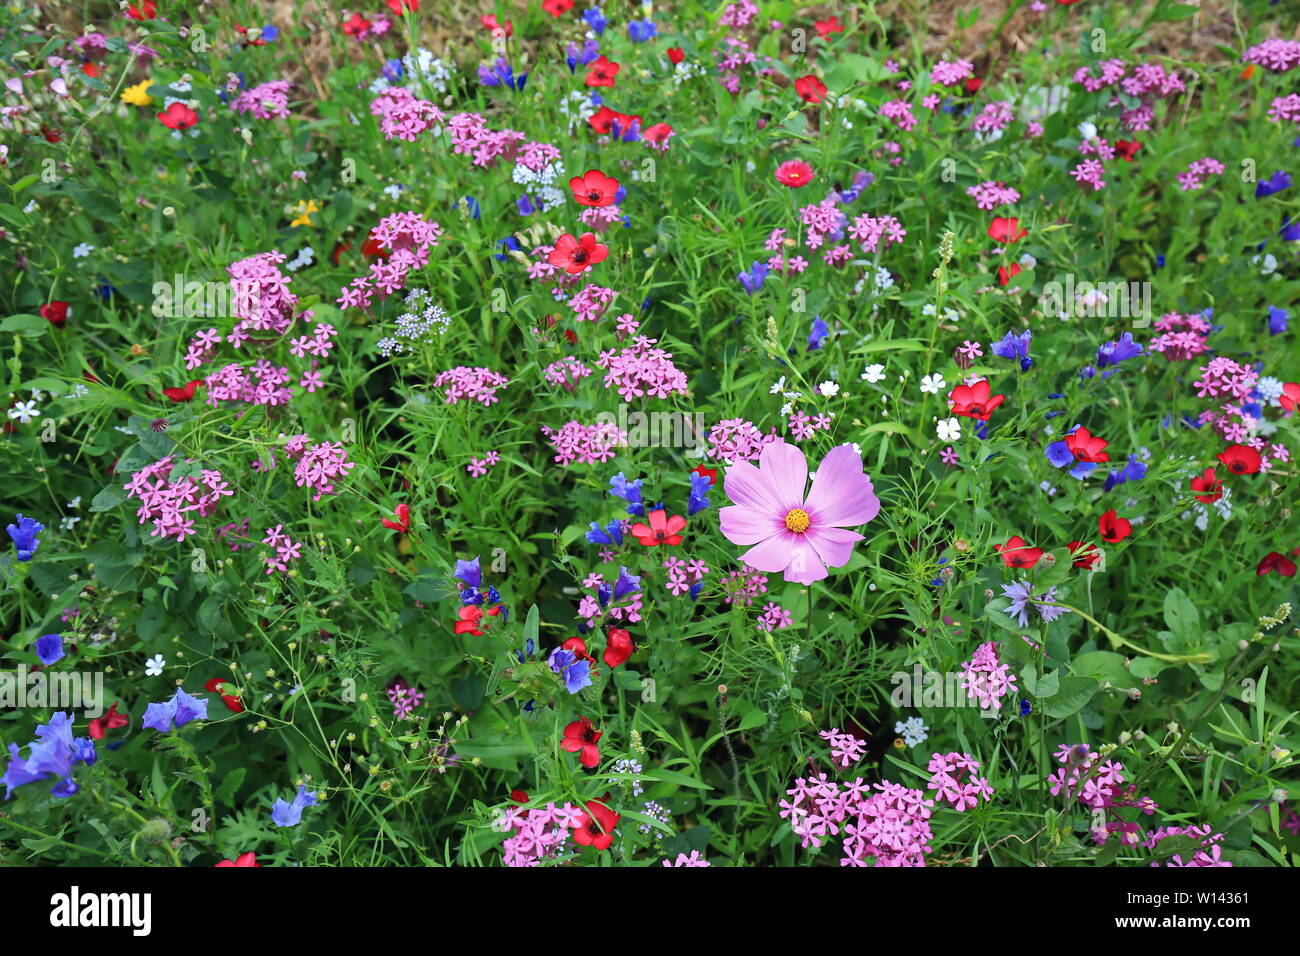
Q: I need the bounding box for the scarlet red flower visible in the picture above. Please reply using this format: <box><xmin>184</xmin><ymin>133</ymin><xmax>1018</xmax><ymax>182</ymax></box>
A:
<box><xmin>548</xmin><ymin>232</ymin><xmax>608</xmax><ymax>274</ymax></box>
<box><xmin>162</xmin><ymin>379</ymin><xmax>204</xmax><ymax>402</ymax></box>
<box><xmin>589</xmin><ymin>106</ymin><xmax>642</xmax><ymax>136</ymax></box>
<box><xmin>1189</xmin><ymin>467</ymin><xmax>1223</xmax><ymax>503</ymax></box>
<box><xmin>480</xmin><ymin>14</ymin><xmax>512</xmax><ymax>36</ymax></box>
<box><xmin>572</xmin><ymin>794</ymin><xmax>620</xmax><ymax>849</ymax></box>
<box><xmin>542</xmin><ymin>0</ymin><xmax>574</xmax><ymax>16</ymax></box>
<box><xmin>40</xmin><ymin>301</ymin><xmax>70</xmax><ymax>328</ymax></box>
<box><xmin>948</xmin><ymin>379</ymin><xmax>1006</xmax><ymax>421</ymax></box>
<box><xmin>997</xmin><ymin>535</ymin><xmax>1043</xmax><ymax>569</ymax></box>
<box><xmin>775</xmin><ymin>160</ymin><xmax>814</xmax><ymax>188</ymax></box>
<box><xmin>1057</xmin><ymin>0</ymin><xmax>1084</xmax><ymax>4</ymax></box>
<box><xmin>88</xmin><ymin>703</ymin><xmax>128</xmax><ymax>740</ymax></box>
<box><xmin>1098</xmin><ymin>509</ymin><xmax>1132</xmax><ymax>544</ymax></box>
<box><xmin>563</xmin><ymin>636</ymin><xmax>596</xmax><ymax>666</ymax></box>
<box><xmin>41</xmin><ymin>125</ymin><xmax>62</xmax><ymax>144</ymax></box>
<box><xmin>642</xmin><ymin>122</ymin><xmax>674</xmax><ymax>148</ymax></box>
<box><xmin>81</xmin><ymin>62</ymin><xmax>101</xmax><ymax>79</ymax></box>
<box><xmin>1257</xmin><ymin>551</ymin><xmax>1297</xmax><ymax>577</ymax></box>
<box><xmin>158</xmin><ymin>102</ymin><xmax>198</xmax><ymax>131</ymax></box>
<box><xmin>691</xmin><ymin>463</ymin><xmax>718</xmax><ymax>485</ymax></box>
<box><xmin>585</xmin><ymin>56</ymin><xmax>621</xmax><ymax>88</ymax></box>
<box><xmin>331</xmin><ymin>240</ymin><xmax>352</xmax><ymax>266</ymax></box>
<box><xmin>987</xmin><ymin>217</ymin><xmax>1027</xmax><ymax>244</ymax></box>
<box><xmin>1067</xmin><ymin>541</ymin><xmax>1100</xmax><ymax>570</ymax></box>
<box><xmin>560</xmin><ymin>716</ymin><xmax>603</xmax><ymax>769</ymax></box>
<box><xmin>510</xmin><ymin>789</ymin><xmax>529</xmax><ymax>804</ymax></box>
<box><xmin>570</xmin><ymin>169</ymin><xmax>620</xmax><ymax>207</ymax></box>
<box><xmin>205</xmin><ymin>677</ymin><xmax>245</xmax><ymax>713</ymax></box>
<box><xmin>215</xmin><ymin>852</ymin><xmax>260</xmax><ymax>867</ymax></box>
<box><xmin>361</xmin><ymin>229</ymin><xmax>392</xmax><ymax>259</ymax></box>
<box><xmin>1217</xmin><ymin>443</ymin><xmax>1261</xmax><ymax>475</ymax></box>
<box><xmin>1064</xmin><ymin>426</ymin><xmax>1109</xmax><ymax>463</ymax></box>
<box><xmin>342</xmin><ymin>11</ymin><xmax>371</xmax><ymax>36</ymax></box>
<box><xmin>666</xmin><ymin>47</ymin><xmax>685</xmax><ymax>64</ymax></box>
<box><xmin>381</xmin><ymin>503</ymin><xmax>411</xmax><ymax>533</ymax></box>
<box><xmin>563</xmin><ymin>328</ymin><xmax>578</xmax><ymax>345</ymax></box>
<box><xmin>998</xmin><ymin>262</ymin><xmax>1022</xmax><ymax>286</ymax></box>
<box><xmin>630</xmin><ymin>509</ymin><xmax>687</xmax><ymax>546</ymax></box>
<box><xmin>127</xmin><ymin>1</ymin><xmax>157</xmax><ymax>20</ymax></box>
<box><xmin>387</xmin><ymin>0</ymin><xmax>418</xmax><ymax>13</ymax></box>
<box><xmin>603</xmin><ymin>628</ymin><xmax>635</xmax><ymax>668</ymax></box>
<box><xmin>794</xmin><ymin>75</ymin><xmax>828</xmax><ymax>104</ymax></box>
<box><xmin>1114</xmin><ymin>139</ymin><xmax>1141</xmax><ymax>162</ymax></box>
<box><xmin>814</xmin><ymin>17</ymin><xmax>844</xmax><ymax>38</ymax></box>
<box><xmin>1278</xmin><ymin>382</ymin><xmax>1300</xmax><ymax>412</ymax></box>
<box><xmin>454</xmin><ymin>605</ymin><xmax>485</xmax><ymax>636</ymax></box>
<box><xmin>965</xmin><ymin>77</ymin><xmax>984</xmax><ymax>94</ymax></box>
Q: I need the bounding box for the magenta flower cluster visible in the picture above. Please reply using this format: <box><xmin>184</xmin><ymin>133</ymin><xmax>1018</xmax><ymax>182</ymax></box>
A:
<box><xmin>926</xmin><ymin>752</ymin><xmax>994</xmax><ymax>812</ymax></box>
<box><xmin>124</xmin><ymin>457</ymin><xmax>234</xmax><ymax>543</ymax></box>
<box><xmin>433</xmin><ymin>366</ymin><xmax>511</xmax><ymax>406</ymax></box>
<box><xmin>595</xmin><ymin>336</ymin><xmax>689</xmax><ymax>402</ymax></box>
<box><xmin>781</xmin><ymin>773</ymin><xmax>935</xmax><ymax>866</ymax></box>
<box><xmin>958</xmin><ymin>641</ymin><xmax>1019</xmax><ymax>712</ymax></box>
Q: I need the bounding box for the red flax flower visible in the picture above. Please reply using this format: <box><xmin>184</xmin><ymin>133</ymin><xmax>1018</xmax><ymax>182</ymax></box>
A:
<box><xmin>542</xmin><ymin>0</ymin><xmax>574</xmax><ymax>15</ymax></box>
<box><xmin>215</xmin><ymin>852</ymin><xmax>260</xmax><ymax>867</ymax></box>
<box><xmin>1217</xmin><ymin>443</ymin><xmax>1261</xmax><ymax>475</ymax></box>
<box><xmin>342</xmin><ymin>11</ymin><xmax>371</xmax><ymax>36</ymax></box>
<box><xmin>666</xmin><ymin>47</ymin><xmax>684</xmax><ymax>65</ymax></box>
<box><xmin>40</xmin><ymin>301</ymin><xmax>70</xmax><ymax>328</ymax></box>
<box><xmin>381</xmin><ymin>503</ymin><xmax>411</xmax><ymax>533</ymax></box>
<box><xmin>572</xmin><ymin>794</ymin><xmax>620</xmax><ymax>850</ymax></box>
<box><xmin>158</xmin><ymin>102</ymin><xmax>198</xmax><ymax>131</ymax></box>
<box><xmin>642</xmin><ymin>122</ymin><xmax>673</xmax><ymax>148</ymax></box>
<box><xmin>549</xmin><ymin>232</ymin><xmax>607</xmax><ymax>274</ymax></box>
<box><xmin>454</xmin><ymin>604</ymin><xmax>496</xmax><ymax>636</ymax></box>
<box><xmin>1098</xmin><ymin>509</ymin><xmax>1131</xmax><ymax>544</ymax></box>
<box><xmin>1064</xmin><ymin>426</ymin><xmax>1109</xmax><ymax>463</ymax></box>
<box><xmin>127</xmin><ymin>1</ymin><xmax>157</xmax><ymax>19</ymax></box>
<box><xmin>692</xmin><ymin>463</ymin><xmax>717</xmax><ymax>484</ymax></box>
<box><xmin>563</xmin><ymin>637</ymin><xmax>598</xmax><ymax>671</ymax></box>
<box><xmin>561</xmin><ymin>716</ymin><xmax>603</xmax><ymax>768</ymax></box>
<box><xmin>948</xmin><ymin>379</ymin><xmax>1005</xmax><ymax>421</ymax></box>
<box><xmin>88</xmin><ymin>703</ymin><xmax>128</xmax><ymax>740</ymax></box>
<box><xmin>998</xmin><ymin>262</ymin><xmax>1022</xmax><ymax>286</ymax></box>
<box><xmin>1257</xmin><ymin>551</ymin><xmax>1297</xmax><ymax>577</ymax></box>
<box><xmin>162</xmin><ymin>379</ymin><xmax>204</xmax><ymax>402</ymax></box>
<box><xmin>794</xmin><ymin>75</ymin><xmax>827</xmax><ymax>104</ymax></box>
<box><xmin>570</xmin><ymin>169</ymin><xmax>620</xmax><ymax>207</ymax></box>
<box><xmin>815</xmin><ymin>17</ymin><xmax>844</xmax><ymax>38</ymax></box>
<box><xmin>997</xmin><ymin>536</ymin><xmax>1043</xmax><ymax>569</ymax></box>
<box><xmin>589</xmin><ymin>106</ymin><xmax>642</xmax><ymax>135</ymax></box>
<box><xmin>987</xmin><ymin>217</ymin><xmax>1027</xmax><ymax>244</ymax></box>
<box><xmin>775</xmin><ymin>160</ymin><xmax>814</xmax><ymax>188</ymax></box>
<box><xmin>1189</xmin><ymin>467</ymin><xmax>1223</xmax><ymax>503</ymax></box>
<box><xmin>1278</xmin><ymin>382</ymin><xmax>1300</xmax><ymax>412</ymax></box>
<box><xmin>205</xmin><ymin>677</ymin><xmax>245</xmax><ymax>713</ymax></box>
<box><xmin>585</xmin><ymin>56</ymin><xmax>621</xmax><ymax>88</ymax></box>
<box><xmin>481</xmin><ymin>14</ymin><xmax>512</xmax><ymax>36</ymax></box>
<box><xmin>387</xmin><ymin>0</ymin><xmax>418</xmax><ymax>13</ymax></box>
<box><xmin>603</xmin><ymin>628</ymin><xmax>635</xmax><ymax>667</ymax></box>
<box><xmin>1114</xmin><ymin>139</ymin><xmax>1141</xmax><ymax>162</ymax></box>
<box><xmin>630</xmin><ymin>509</ymin><xmax>687</xmax><ymax>546</ymax></box>
<box><xmin>1067</xmin><ymin>541</ymin><xmax>1100</xmax><ymax>569</ymax></box>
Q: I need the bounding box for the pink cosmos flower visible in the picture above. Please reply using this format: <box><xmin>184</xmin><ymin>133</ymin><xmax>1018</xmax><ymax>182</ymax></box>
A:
<box><xmin>719</xmin><ymin>441</ymin><xmax>880</xmax><ymax>584</ymax></box>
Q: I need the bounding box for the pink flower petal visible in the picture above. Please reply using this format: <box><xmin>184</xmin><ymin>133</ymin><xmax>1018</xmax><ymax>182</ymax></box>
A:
<box><xmin>805</xmin><ymin>525</ymin><xmax>864</xmax><ymax>571</ymax></box>
<box><xmin>718</xmin><ymin>503</ymin><xmax>783</xmax><ymax>546</ymax></box>
<box><xmin>756</xmin><ymin>439</ymin><xmax>808</xmax><ymax>510</ymax></box>
<box><xmin>722</xmin><ymin>457</ymin><xmax>785</xmax><ymax>516</ymax></box>
<box><xmin>804</xmin><ymin>445</ymin><xmax>880</xmax><ymax>528</ymax></box>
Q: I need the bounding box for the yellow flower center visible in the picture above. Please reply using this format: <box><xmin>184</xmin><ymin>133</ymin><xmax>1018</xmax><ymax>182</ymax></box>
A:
<box><xmin>784</xmin><ymin>508</ymin><xmax>811</xmax><ymax>533</ymax></box>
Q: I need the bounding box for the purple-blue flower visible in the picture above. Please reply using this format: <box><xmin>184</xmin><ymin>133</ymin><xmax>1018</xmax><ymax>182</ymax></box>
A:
<box><xmin>739</xmin><ymin>260</ymin><xmax>769</xmax><ymax>296</ymax></box>
<box><xmin>687</xmin><ymin>472</ymin><xmax>712</xmax><ymax>516</ymax></box>
<box><xmin>1256</xmin><ymin>170</ymin><xmax>1292</xmax><ymax>198</ymax></box>
<box><xmin>585</xmin><ymin>518</ymin><xmax>624</xmax><ymax>546</ymax></box>
<box><xmin>1268</xmin><ymin>305</ymin><xmax>1288</xmax><ymax>336</ymax></box>
<box><xmin>628</xmin><ymin>19</ymin><xmax>657</xmax><ymax>43</ymax></box>
<box><xmin>1000</xmin><ymin>581</ymin><xmax>1069</xmax><ymax>628</ymax></box>
<box><xmin>613</xmin><ymin>565</ymin><xmax>641</xmax><ymax>600</ymax></box>
<box><xmin>141</xmin><ymin>688</ymin><xmax>209</xmax><ymax>733</ymax></box>
<box><xmin>2</xmin><ymin>712</ymin><xmax>96</xmax><ymax>800</ymax></box>
<box><xmin>7</xmin><ymin>514</ymin><xmax>44</xmax><ymax>562</ymax></box>
<box><xmin>271</xmin><ymin>784</ymin><xmax>318</xmax><ymax>827</ymax></box>
<box><xmin>453</xmin><ymin>556</ymin><xmax>482</xmax><ymax>589</ymax></box>
<box><xmin>1096</xmin><ymin>331</ymin><xmax>1143</xmax><ymax>369</ymax></box>
<box><xmin>609</xmin><ymin>472</ymin><xmax>645</xmax><ymax>516</ymax></box>
<box><xmin>807</xmin><ymin>315</ymin><xmax>829</xmax><ymax>351</ymax></box>
<box><xmin>991</xmin><ymin>330</ymin><xmax>1033</xmax><ymax>371</ymax></box>
<box><xmin>35</xmin><ymin>634</ymin><xmax>64</xmax><ymax>666</ymax></box>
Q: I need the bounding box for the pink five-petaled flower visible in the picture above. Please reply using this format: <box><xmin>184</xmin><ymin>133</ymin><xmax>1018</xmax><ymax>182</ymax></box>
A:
<box><xmin>719</xmin><ymin>441</ymin><xmax>880</xmax><ymax>585</ymax></box>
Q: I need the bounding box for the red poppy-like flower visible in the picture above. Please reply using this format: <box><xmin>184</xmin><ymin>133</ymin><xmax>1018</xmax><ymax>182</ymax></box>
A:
<box><xmin>360</xmin><ymin>229</ymin><xmax>392</xmax><ymax>259</ymax></box>
<box><xmin>162</xmin><ymin>379</ymin><xmax>204</xmax><ymax>402</ymax></box>
<box><xmin>948</xmin><ymin>379</ymin><xmax>1006</xmax><ymax>421</ymax></box>
<box><xmin>342</xmin><ymin>11</ymin><xmax>371</xmax><ymax>36</ymax></box>
<box><xmin>589</xmin><ymin>106</ymin><xmax>642</xmax><ymax>136</ymax></box>
<box><xmin>998</xmin><ymin>262</ymin><xmax>1022</xmax><ymax>286</ymax></box>
<box><xmin>88</xmin><ymin>703</ymin><xmax>128</xmax><ymax>740</ymax></box>
<box><xmin>81</xmin><ymin>62</ymin><xmax>102</xmax><ymax>79</ymax></box>
<box><xmin>381</xmin><ymin>503</ymin><xmax>411</xmax><ymax>533</ymax></box>
<box><xmin>692</xmin><ymin>464</ymin><xmax>718</xmax><ymax>485</ymax></box>
<box><xmin>585</xmin><ymin>56</ymin><xmax>620</xmax><ymax>88</ymax></box>
<box><xmin>542</xmin><ymin>0</ymin><xmax>574</xmax><ymax>16</ymax></box>
<box><xmin>563</xmin><ymin>636</ymin><xmax>596</xmax><ymax>666</ymax></box>
<box><xmin>127</xmin><ymin>1</ymin><xmax>158</xmax><ymax>20</ymax></box>
<box><xmin>997</xmin><ymin>535</ymin><xmax>1043</xmax><ymax>569</ymax></box>
<box><xmin>480</xmin><ymin>13</ymin><xmax>512</xmax><ymax>36</ymax></box>
<box><xmin>215</xmin><ymin>852</ymin><xmax>260</xmax><ymax>867</ymax></box>
<box><xmin>666</xmin><ymin>47</ymin><xmax>685</xmax><ymax>64</ymax></box>
<box><xmin>988</xmin><ymin>217</ymin><xmax>1027</xmax><ymax>244</ymax></box>
<box><xmin>40</xmin><ymin>301</ymin><xmax>70</xmax><ymax>328</ymax></box>
<box><xmin>965</xmin><ymin>77</ymin><xmax>983</xmax><ymax>94</ymax></box>
<box><xmin>454</xmin><ymin>605</ymin><xmax>485</xmax><ymax>636</ymax></box>
<box><xmin>1114</xmin><ymin>139</ymin><xmax>1141</xmax><ymax>162</ymax></box>
<box><xmin>510</xmin><ymin>788</ymin><xmax>529</xmax><ymax>804</ymax></box>
<box><xmin>1098</xmin><ymin>509</ymin><xmax>1132</xmax><ymax>544</ymax></box>
<box><xmin>1067</xmin><ymin>541</ymin><xmax>1100</xmax><ymax>570</ymax></box>
<box><xmin>642</xmin><ymin>122</ymin><xmax>674</xmax><ymax>148</ymax></box>
<box><xmin>572</xmin><ymin>794</ymin><xmax>620</xmax><ymax>849</ymax></box>
<box><xmin>570</xmin><ymin>169</ymin><xmax>620</xmax><ymax>207</ymax></box>
<box><xmin>814</xmin><ymin>17</ymin><xmax>844</xmax><ymax>38</ymax></box>
<box><xmin>794</xmin><ymin>75</ymin><xmax>827</xmax><ymax>104</ymax></box>
<box><xmin>387</xmin><ymin>0</ymin><xmax>418</xmax><ymax>13</ymax></box>
<box><xmin>330</xmin><ymin>240</ymin><xmax>351</xmax><ymax>266</ymax></box>
<box><xmin>548</xmin><ymin>232</ymin><xmax>608</xmax><ymax>274</ymax></box>
<box><xmin>603</xmin><ymin>628</ymin><xmax>635</xmax><ymax>668</ymax></box>
<box><xmin>1257</xmin><ymin>551</ymin><xmax>1297</xmax><ymax>577</ymax></box>
<box><xmin>205</xmin><ymin>677</ymin><xmax>245</xmax><ymax>713</ymax></box>
<box><xmin>1278</xmin><ymin>382</ymin><xmax>1300</xmax><ymax>412</ymax></box>
<box><xmin>1217</xmin><ymin>443</ymin><xmax>1261</xmax><ymax>475</ymax></box>
<box><xmin>1064</xmin><ymin>426</ymin><xmax>1109</xmax><ymax>463</ymax></box>
<box><xmin>775</xmin><ymin>160</ymin><xmax>814</xmax><ymax>188</ymax></box>
<box><xmin>561</xmin><ymin>716</ymin><xmax>603</xmax><ymax>769</ymax></box>
<box><xmin>41</xmin><ymin>125</ymin><xmax>61</xmax><ymax>144</ymax></box>
<box><xmin>563</xmin><ymin>328</ymin><xmax>578</xmax><ymax>345</ymax></box>
<box><xmin>1189</xmin><ymin>467</ymin><xmax>1223</xmax><ymax>503</ymax></box>
<box><xmin>630</xmin><ymin>509</ymin><xmax>687</xmax><ymax>546</ymax></box>
<box><xmin>158</xmin><ymin>102</ymin><xmax>198</xmax><ymax>131</ymax></box>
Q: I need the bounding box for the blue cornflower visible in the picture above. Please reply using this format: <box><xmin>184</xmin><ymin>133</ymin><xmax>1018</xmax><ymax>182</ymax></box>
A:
<box><xmin>35</xmin><ymin>634</ymin><xmax>64</xmax><ymax>666</ymax></box>
<box><xmin>609</xmin><ymin>473</ymin><xmax>645</xmax><ymax>516</ymax></box>
<box><xmin>807</xmin><ymin>315</ymin><xmax>829</xmax><ymax>351</ymax></box>
<box><xmin>494</xmin><ymin>236</ymin><xmax>522</xmax><ymax>261</ymax></box>
<box><xmin>7</xmin><ymin>514</ymin><xmax>44</xmax><ymax>562</ymax></box>
<box><xmin>1256</xmin><ymin>170</ymin><xmax>1292</xmax><ymax>198</ymax></box>
<box><xmin>566</xmin><ymin>39</ymin><xmax>601</xmax><ymax>73</ymax></box>
<box><xmin>739</xmin><ymin>260</ymin><xmax>769</xmax><ymax>295</ymax></box>
<box><xmin>628</xmin><ymin>19</ymin><xmax>657</xmax><ymax>42</ymax></box>
<box><xmin>2</xmin><ymin>712</ymin><xmax>96</xmax><ymax>799</ymax></box>
<box><xmin>585</xmin><ymin>518</ymin><xmax>624</xmax><ymax>546</ymax></box>
<box><xmin>1268</xmin><ymin>305</ymin><xmax>1288</xmax><ymax>336</ymax></box>
<box><xmin>271</xmin><ymin>785</ymin><xmax>318</xmax><ymax>827</ymax></box>
<box><xmin>382</xmin><ymin>58</ymin><xmax>404</xmax><ymax>82</ymax></box>
<box><xmin>478</xmin><ymin>57</ymin><xmax>527</xmax><ymax>90</ymax></box>
<box><xmin>141</xmin><ymin>688</ymin><xmax>209</xmax><ymax>733</ymax></box>
<box><xmin>1000</xmin><ymin>581</ymin><xmax>1070</xmax><ymax>628</ymax></box>
<box><xmin>1095</xmin><ymin>331</ymin><xmax>1143</xmax><ymax>369</ymax></box>
<box><xmin>1104</xmin><ymin>455</ymin><xmax>1147</xmax><ymax>492</ymax></box>
<box><xmin>261</xmin><ymin>25</ymin><xmax>279</xmax><ymax>42</ymax></box>
<box><xmin>991</xmin><ymin>329</ymin><xmax>1032</xmax><ymax>371</ymax></box>
<box><xmin>687</xmin><ymin>472</ymin><xmax>712</xmax><ymax>516</ymax></box>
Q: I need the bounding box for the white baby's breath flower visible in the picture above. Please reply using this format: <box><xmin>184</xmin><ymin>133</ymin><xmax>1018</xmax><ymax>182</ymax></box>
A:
<box><xmin>145</xmin><ymin>654</ymin><xmax>166</xmax><ymax>677</ymax></box>
<box><xmin>817</xmin><ymin>380</ymin><xmax>840</xmax><ymax>397</ymax></box>
<box><xmin>860</xmin><ymin>363</ymin><xmax>885</xmax><ymax>384</ymax></box>
<box><xmin>7</xmin><ymin>400</ymin><xmax>40</xmax><ymax>423</ymax></box>
<box><xmin>920</xmin><ymin>373</ymin><xmax>946</xmax><ymax>395</ymax></box>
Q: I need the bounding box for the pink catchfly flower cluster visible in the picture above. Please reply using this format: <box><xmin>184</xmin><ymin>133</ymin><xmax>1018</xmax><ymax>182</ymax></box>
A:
<box><xmin>123</xmin><ymin>457</ymin><xmax>234</xmax><ymax>543</ymax></box>
<box><xmin>369</xmin><ymin>87</ymin><xmax>445</xmax><ymax>141</ymax></box>
<box><xmin>820</xmin><ymin>728</ymin><xmax>867</xmax><ymax>769</ymax></box>
<box><xmin>1242</xmin><ymin>39</ymin><xmax>1300</xmax><ymax>73</ymax></box>
<box><xmin>261</xmin><ymin>524</ymin><xmax>304</xmax><ymax>575</ymax></box>
<box><xmin>230</xmin><ymin>79</ymin><xmax>292</xmax><ymax>120</ymax></box>
<box><xmin>704</xmin><ymin>417</ymin><xmax>780</xmax><ymax>464</ymax></box>
<box><xmin>433</xmin><ymin>366</ymin><xmax>510</xmax><ymax>406</ymax></box>
<box><xmin>595</xmin><ymin>336</ymin><xmax>689</xmax><ymax>401</ymax></box>
<box><xmin>926</xmin><ymin>752</ymin><xmax>994</xmax><ymax>812</ymax></box>
<box><xmin>466</xmin><ymin>450</ymin><xmax>501</xmax><ymax>478</ymax></box>
<box><xmin>336</xmin><ymin>211</ymin><xmax>444</xmax><ymax>311</ymax></box>
<box><xmin>447</xmin><ymin>111</ymin><xmax>526</xmax><ymax>168</ymax></box>
<box><xmin>848</xmin><ymin>213</ymin><xmax>906</xmax><ymax>254</ymax></box>
<box><xmin>929</xmin><ymin>58</ymin><xmax>974</xmax><ymax>86</ymax></box>
<box><xmin>756</xmin><ymin>602</ymin><xmax>792</xmax><ymax>632</ymax></box>
<box><xmin>958</xmin><ymin>641</ymin><xmax>1019</xmax><ymax>711</ymax></box>
<box><xmin>663</xmin><ymin>555</ymin><xmax>709</xmax><ymax>596</ymax></box>
<box><xmin>499</xmin><ymin>801</ymin><xmax>585</xmax><ymax>867</ymax></box>
<box><xmin>543</xmin><ymin>357</ymin><xmax>593</xmax><ymax>391</ymax></box>
<box><xmin>1144</xmin><ymin>824</ymin><xmax>1232</xmax><ymax>867</ymax></box>
<box><xmin>1149</xmin><ymin>311</ymin><xmax>1211</xmax><ymax>362</ymax></box>
<box><xmin>781</xmin><ymin>774</ymin><xmax>935</xmax><ymax>866</ymax></box>
<box><xmin>541</xmin><ymin>419</ymin><xmax>627</xmax><ymax>466</ymax></box>
<box><xmin>568</xmin><ymin>283</ymin><xmax>618</xmax><ymax>323</ymax></box>
<box><xmin>1175</xmin><ymin>156</ymin><xmax>1224</xmax><ymax>191</ymax></box>
<box><xmin>1048</xmin><ymin>744</ymin><xmax>1158</xmax><ymax>847</ymax></box>
<box><xmin>967</xmin><ymin>180</ymin><xmax>1021</xmax><ymax>210</ymax></box>
<box><xmin>720</xmin><ymin>563</ymin><xmax>768</xmax><ymax>606</ymax></box>
<box><xmin>284</xmin><ymin>433</ymin><xmax>356</xmax><ymax>501</ymax></box>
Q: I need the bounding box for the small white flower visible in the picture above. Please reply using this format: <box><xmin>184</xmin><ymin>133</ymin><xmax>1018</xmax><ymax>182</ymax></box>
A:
<box><xmin>817</xmin><ymin>380</ymin><xmax>840</xmax><ymax>397</ymax></box>
<box><xmin>1018</xmin><ymin>252</ymin><xmax>1037</xmax><ymax>269</ymax></box>
<box><xmin>1078</xmin><ymin>120</ymin><xmax>1097</xmax><ymax>141</ymax></box>
<box><xmin>145</xmin><ymin>654</ymin><xmax>166</xmax><ymax>677</ymax></box>
<box><xmin>67</xmin><ymin>496</ymin><xmax>81</xmax><ymax>509</ymax></box>
<box><xmin>59</xmin><ymin>516</ymin><xmax>80</xmax><ymax>531</ymax></box>
<box><xmin>920</xmin><ymin>373</ymin><xmax>947</xmax><ymax>395</ymax></box>
<box><xmin>860</xmin><ymin>363</ymin><xmax>886</xmax><ymax>384</ymax></box>
<box><xmin>72</xmin><ymin>243</ymin><xmax>94</xmax><ymax>259</ymax></box>
<box><xmin>7</xmin><ymin>401</ymin><xmax>40</xmax><ymax>423</ymax></box>
<box><xmin>936</xmin><ymin>417</ymin><xmax>961</xmax><ymax>442</ymax></box>
<box><xmin>70</xmin><ymin>384</ymin><xmax>89</xmax><ymax>399</ymax></box>
<box><xmin>850</xmin><ymin>442</ymin><xmax>862</xmax><ymax>456</ymax></box>
<box><xmin>780</xmin><ymin>402</ymin><xmax>793</xmax><ymax>416</ymax></box>
<box><xmin>769</xmin><ymin>376</ymin><xmax>786</xmax><ymax>395</ymax></box>
<box><xmin>921</xmin><ymin>304</ymin><xmax>936</xmax><ymax>316</ymax></box>
<box><xmin>383</xmin><ymin>183</ymin><xmax>405</xmax><ymax>199</ymax></box>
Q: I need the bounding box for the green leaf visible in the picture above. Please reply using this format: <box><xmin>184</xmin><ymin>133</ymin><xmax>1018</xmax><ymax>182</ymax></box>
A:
<box><xmin>1042</xmin><ymin>676</ymin><xmax>1099</xmax><ymax>719</ymax></box>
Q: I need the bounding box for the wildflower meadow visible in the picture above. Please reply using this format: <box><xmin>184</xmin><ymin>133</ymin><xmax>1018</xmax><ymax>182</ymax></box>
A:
<box><xmin>1</xmin><ymin>0</ymin><xmax>1298</xmax><ymax>901</ymax></box>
